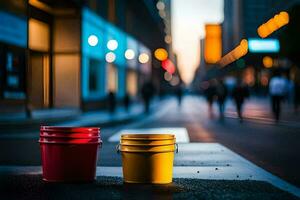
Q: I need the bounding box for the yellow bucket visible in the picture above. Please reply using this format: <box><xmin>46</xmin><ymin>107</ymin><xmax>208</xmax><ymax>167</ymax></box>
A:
<box><xmin>118</xmin><ymin>134</ymin><xmax>177</xmax><ymax>184</ymax></box>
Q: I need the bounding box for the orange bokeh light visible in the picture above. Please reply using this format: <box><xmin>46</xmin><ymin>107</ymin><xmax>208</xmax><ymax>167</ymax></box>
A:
<box><xmin>154</xmin><ymin>48</ymin><xmax>168</xmax><ymax>61</ymax></box>
<box><xmin>263</xmin><ymin>56</ymin><xmax>273</xmax><ymax>68</ymax></box>
<box><xmin>204</xmin><ymin>24</ymin><xmax>222</xmax><ymax>64</ymax></box>
<box><xmin>219</xmin><ymin>39</ymin><xmax>248</xmax><ymax>67</ymax></box>
<box><xmin>257</xmin><ymin>11</ymin><xmax>289</xmax><ymax>38</ymax></box>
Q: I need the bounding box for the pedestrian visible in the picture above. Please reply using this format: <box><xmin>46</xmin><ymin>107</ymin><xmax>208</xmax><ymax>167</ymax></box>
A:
<box><xmin>141</xmin><ymin>81</ymin><xmax>155</xmax><ymax>114</ymax></box>
<box><xmin>108</xmin><ymin>91</ymin><xmax>116</xmax><ymax>114</ymax></box>
<box><xmin>176</xmin><ymin>83</ymin><xmax>184</xmax><ymax>107</ymax></box>
<box><xmin>269</xmin><ymin>71</ymin><xmax>288</xmax><ymax>122</ymax></box>
<box><xmin>203</xmin><ymin>80</ymin><xmax>216</xmax><ymax>119</ymax></box>
<box><xmin>123</xmin><ymin>92</ymin><xmax>131</xmax><ymax>112</ymax></box>
<box><xmin>216</xmin><ymin>79</ymin><xmax>228</xmax><ymax>119</ymax></box>
<box><xmin>232</xmin><ymin>80</ymin><xmax>249</xmax><ymax>122</ymax></box>
<box><xmin>294</xmin><ymin>82</ymin><xmax>300</xmax><ymax>113</ymax></box>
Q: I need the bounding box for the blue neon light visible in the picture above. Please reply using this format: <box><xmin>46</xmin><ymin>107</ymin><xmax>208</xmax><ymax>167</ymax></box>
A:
<box><xmin>0</xmin><ymin>11</ymin><xmax>27</xmax><ymax>47</ymax></box>
<box><xmin>248</xmin><ymin>38</ymin><xmax>280</xmax><ymax>53</ymax></box>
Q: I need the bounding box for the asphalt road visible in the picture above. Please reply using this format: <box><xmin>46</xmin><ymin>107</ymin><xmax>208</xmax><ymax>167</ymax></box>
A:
<box><xmin>0</xmin><ymin>95</ymin><xmax>300</xmax><ymax>188</ymax></box>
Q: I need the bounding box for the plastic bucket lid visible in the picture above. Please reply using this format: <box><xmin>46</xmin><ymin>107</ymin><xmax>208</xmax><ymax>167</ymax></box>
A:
<box><xmin>40</xmin><ymin>126</ymin><xmax>100</xmax><ymax>134</ymax></box>
<box><xmin>40</xmin><ymin>133</ymin><xmax>100</xmax><ymax>139</ymax></box>
<box><xmin>121</xmin><ymin>134</ymin><xmax>175</xmax><ymax>140</ymax></box>
<box><xmin>40</xmin><ymin>126</ymin><xmax>100</xmax><ymax>138</ymax></box>
<box><xmin>119</xmin><ymin>144</ymin><xmax>176</xmax><ymax>153</ymax></box>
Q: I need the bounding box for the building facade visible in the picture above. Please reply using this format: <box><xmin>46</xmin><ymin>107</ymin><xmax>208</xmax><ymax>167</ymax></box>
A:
<box><xmin>0</xmin><ymin>0</ymin><xmax>165</xmax><ymax>116</ymax></box>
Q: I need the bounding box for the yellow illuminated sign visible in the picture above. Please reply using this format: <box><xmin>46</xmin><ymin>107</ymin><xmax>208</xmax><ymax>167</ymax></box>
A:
<box><xmin>204</xmin><ymin>24</ymin><xmax>222</xmax><ymax>64</ymax></box>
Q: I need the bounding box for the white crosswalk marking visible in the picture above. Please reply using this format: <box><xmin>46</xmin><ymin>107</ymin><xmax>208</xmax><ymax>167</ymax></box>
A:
<box><xmin>108</xmin><ymin>127</ymin><xmax>190</xmax><ymax>143</ymax></box>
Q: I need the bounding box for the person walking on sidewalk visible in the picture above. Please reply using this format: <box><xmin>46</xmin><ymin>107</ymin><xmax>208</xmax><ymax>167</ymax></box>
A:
<box><xmin>232</xmin><ymin>80</ymin><xmax>249</xmax><ymax>122</ymax></box>
<box><xmin>123</xmin><ymin>92</ymin><xmax>131</xmax><ymax>112</ymax></box>
<box><xmin>269</xmin><ymin>72</ymin><xmax>288</xmax><ymax>122</ymax></box>
<box><xmin>216</xmin><ymin>79</ymin><xmax>228</xmax><ymax>120</ymax></box>
<box><xmin>204</xmin><ymin>80</ymin><xmax>216</xmax><ymax>119</ymax></box>
<box><xmin>108</xmin><ymin>91</ymin><xmax>116</xmax><ymax>114</ymax></box>
<box><xmin>141</xmin><ymin>81</ymin><xmax>155</xmax><ymax>114</ymax></box>
<box><xmin>176</xmin><ymin>83</ymin><xmax>184</xmax><ymax>107</ymax></box>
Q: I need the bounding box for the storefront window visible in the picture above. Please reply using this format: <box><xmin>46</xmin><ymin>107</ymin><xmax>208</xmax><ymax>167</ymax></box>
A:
<box><xmin>0</xmin><ymin>48</ymin><xmax>26</xmax><ymax>99</ymax></box>
<box><xmin>89</xmin><ymin>59</ymin><xmax>101</xmax><ymax>92</ymax></box>
<box><xmin>107</xmin><ymin>63</ymin><xmax>118</xmax><ymax>92</ymax></box>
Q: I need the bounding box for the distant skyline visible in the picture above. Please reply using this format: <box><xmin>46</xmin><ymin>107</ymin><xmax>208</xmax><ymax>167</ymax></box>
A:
<box><xmin>172</xmin><ymin>0</ymin><xmax>224</xmax><ymax>84</ymax></box>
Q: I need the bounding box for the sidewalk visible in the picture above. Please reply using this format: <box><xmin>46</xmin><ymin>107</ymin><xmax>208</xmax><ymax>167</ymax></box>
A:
<box><xmin>0</xmin><ymin>99</ymin><xmax>162</xmax><ymax>135</ymax></box>
<box><xmin>1</xmin><ymin>143</ymin><xmax>299</xmax><ymax>199</ymax></box>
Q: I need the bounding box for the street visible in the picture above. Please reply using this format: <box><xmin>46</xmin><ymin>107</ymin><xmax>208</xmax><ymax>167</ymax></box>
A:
<box><xmin>1</xmin><ymin>95</ymin><xmax>300</xmax><ymax>189</ymax></box>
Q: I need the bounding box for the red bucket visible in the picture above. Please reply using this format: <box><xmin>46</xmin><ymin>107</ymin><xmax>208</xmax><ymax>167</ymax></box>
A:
<box><xmin>39</xmin><ymin>126</ymin><xmax>102</xmax><ymax>182</ymax></box>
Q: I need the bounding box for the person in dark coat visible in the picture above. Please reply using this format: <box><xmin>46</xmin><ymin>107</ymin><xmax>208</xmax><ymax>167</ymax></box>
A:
<box><xmin>141</xmin><ymin>81</ymin><xmax>155</xmax><ymax>114</ymax></box>
<box><xmin>216</xmin><ymin>80</ymin><xmax>228</xmax><ymax>119</ymax></box>
<box><xmin>294</xmin><ymin>82</ymin><xmax>300</xmax><ymax>113</ymax></box>
<box><xmin>123</xmin><ymin>92</ymin><xmax>131</xmax><ymax>112</ymax></box>
<box><xmin>176</xmin><ymin>84</ymin><xmax>184</xmax><ymax>107</ymax></box>
<box><xmin>108</xmin><ymin>91</ymin><xmax>116</xmax><ymax>113</ymax></box>
<box><xmin>204</xmin><ymin>80</ymin><xmax>216</xmax><ymax>119</ymax></box>
<box><xmin>232</xmin><ymin>80</ymin><xmax>249</xmax><ymax>122</ymax></box>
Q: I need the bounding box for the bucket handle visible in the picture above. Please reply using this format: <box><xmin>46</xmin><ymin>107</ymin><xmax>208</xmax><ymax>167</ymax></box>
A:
<box><xmin>116</xmin><ymin>143</ymin><xmax>178</xmax><ymax>153</ymax></box>
<box><xmin>175</xmin><ymin>143</ymin><xmax>179</xmax><ymax>153</ymax></box>
<box><xmin>116</xmin><ymin>144</ymin><xmax>120</xmax><ymax>154</ymax></box>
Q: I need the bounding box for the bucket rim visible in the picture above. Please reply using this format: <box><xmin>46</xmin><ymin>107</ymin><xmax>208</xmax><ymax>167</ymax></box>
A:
<box><xmin>119</xmin><ymin>149</ymin><xmax>175</xmax><ymax>153</ymax></box>
<box><xmin>40</xmin><ymin>135</ymin><xmax>101</xmax><ymax>139</ymax></box>
<box><xmin>119</xmin><ymin>143</ymin><xmax>175</xmax><ymax>146</ymax></box>
<box><xmin>39</xmin><ymin>140</ymin><xmax>102</xmax><ymax>145</ymax></box>
<box><xmin>121</xmin><ymin>134</ymin><xmax>175</xmax><ymax>140</ymax></box>
<box><xmin>40</xmin><ymin>126</ymin><xmax>100</xmax><ymax>133</ymax></box>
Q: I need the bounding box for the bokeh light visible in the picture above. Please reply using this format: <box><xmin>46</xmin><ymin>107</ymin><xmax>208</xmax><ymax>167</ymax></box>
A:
<box><xmin>164</xmin><ymin>35</ymin><xmax>172</xmax><ymax>44</ymax></box>
<box><xmin>257</xmin><ymin>11</ymin><xmax>289</xmax><ymax>38</ymax></box>
<box><xmin>219</xmin><ymin>39</ymin><xmax>248</xmax><ymax>67</ymax></box>
<box><xmin>138</xmin><ymin>53</ymin><xmax>149</xmax><ymax>64</ymax></box>
<box><xmin>154</xmin><ymin>48</ymin><xmax>168</xmax><ymax>61</ymax></box>
<box><xmin>170</xmin><ymin>76</ymin><xmax>180</xmax><ymax>86</ymax></box>
<box><xmin>156</xmin><ymin>1</ymin><xmax>165</xmax><ymax>10</ymax></box>
<box><xmin>105</xmin><ymin>52</ymin><xmax>116</xmax><ymax>63</ymax></box>
<box><xmin>125</xmin><ymin>49</ymin><xmax>135</xmax><ymax>60</ymax></box>
<box><xmin>164</xmin><ymin>71</ymin><xmax>172</xmax><ymax>81</ymax></box>
<box><xmin>263</xmin><ymin>56</ymin><xmax>273</xmax><ymax>68</ymax></box>
<box><xmin>88</xmin><ymin>35</ymin><xmax>98</xmax><ymax>47</ymax></box>
<box><xmin>162</xmin><ymin>59</ymin><xmax>175</xmax><ymax>74</ymax></box>
<box><xmin>107</xmin><ymin>39</ymin><xmax>118</xmax><ymax>51</ymax></box>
